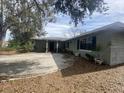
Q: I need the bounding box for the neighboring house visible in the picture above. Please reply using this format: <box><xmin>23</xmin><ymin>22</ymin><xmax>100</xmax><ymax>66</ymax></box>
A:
<box><xmin>34</xmin><ymin>22</ymin><xmax>124</xmax><ymax>65</ymax></box>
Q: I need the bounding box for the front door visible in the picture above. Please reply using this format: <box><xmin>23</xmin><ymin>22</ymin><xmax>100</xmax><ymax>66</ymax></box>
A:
<box><xmin>49</xmin><ymin>41</ymin><xmax>55</xmax><ymax>52</ymax></box>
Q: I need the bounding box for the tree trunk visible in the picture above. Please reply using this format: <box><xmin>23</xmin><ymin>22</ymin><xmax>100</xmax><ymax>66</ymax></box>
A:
<box><xmin>0</xmin><ymin>31</ymin><xmax>6</xmax><ymax>47</ymax></box>
<box><xmin>0</xmin><ymin>0</ymin><xmax>4</xmax><ymax>47</ymax></box>
<box><xmin>0</xmin><ymin>24</ymin><xmax>2</xmax><ymax>47</ymax></box>
<box><xmin>0</xmin><ymin>25</ymin><xmax>6</xmax><ymax>47</ymax></box>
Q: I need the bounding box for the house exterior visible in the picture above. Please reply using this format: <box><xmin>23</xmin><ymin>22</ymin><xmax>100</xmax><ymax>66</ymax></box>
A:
<box><xmin>34</xmin><ymin>37</ymin><xmax>66</xmax><ymax>53</ymax></box>
<box><xmin>34</xmin><ymin>22</ymin><xmax>124</xmax><ymax>65</ymax></box>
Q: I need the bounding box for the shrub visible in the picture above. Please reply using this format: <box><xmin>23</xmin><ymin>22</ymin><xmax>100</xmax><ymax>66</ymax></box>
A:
<box><xmin>8</xmin><ymin>40</ymin><xmax>34</xmax><ymax>53</ymax></box>
<box><xmin>18</xmin><ymin>41</ymin><xmax>34</xmax><ymax>53</ymax></box>
<box><xmin>92</xmin><ymin>45</ymin><xmax>101</xmax><ymax>51</ymax></box>
<box><xmin>65</xmin><ymin>49</ymin><xmax>73</xmax><ymax>55</ymax></box>
<box><xmin>8</xmin><ymin>40</ymin><xmax>21</xmax><ymax>49</ymax></box>
<box><xmin>85</xmin><ymin>53</ymin><xmax>95</xmax><ymax>61</ymax></box>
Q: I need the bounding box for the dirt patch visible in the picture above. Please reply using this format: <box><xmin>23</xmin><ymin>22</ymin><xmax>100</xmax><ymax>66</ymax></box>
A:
<box><xmin>0</xmin><ymin>56</ymin><xmax>124</xmax><ymax>93</ymax></box>
<box><xmin>0</xmin><ymin>51</ymin><xmax>17</xmax><ymax>55</ymax></box>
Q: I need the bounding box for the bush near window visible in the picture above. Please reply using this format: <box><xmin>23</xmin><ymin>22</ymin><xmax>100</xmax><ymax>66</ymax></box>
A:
<box><xmin>85</xmin><ymin>53</ymin><xmax>95</xmax><ymax>62</ymax></box>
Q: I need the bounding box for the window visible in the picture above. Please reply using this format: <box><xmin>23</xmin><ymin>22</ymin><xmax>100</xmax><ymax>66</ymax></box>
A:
<box><xmin>92</xmin><ymin>36</ymin><xmax>96</xmax><ymax>49</ymax></box>
<box><xmin>66</xmin><ymin>42</ymin><xmax>69</xmax><ymax>48</ymax></box>
<box><xmin>80</xmin><ymin>36</ymin><xmax>96</xmax><ymax>50</ymax></box>
<box><xmin>77</xmin><ymin>40</ymin><xmax>80</xmax><ymax>50</ymax></box>
<box><xmin>80</xmin><ymin>39</ymin><xmax>86</xmax><ymax>49</ymax></box>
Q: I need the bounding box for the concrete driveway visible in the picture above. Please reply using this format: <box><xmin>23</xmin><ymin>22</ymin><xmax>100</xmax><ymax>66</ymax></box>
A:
<box><xmin>0</xmin><ymin>53</ymin><xmax>74</xmax><ymax>77</ymax></box>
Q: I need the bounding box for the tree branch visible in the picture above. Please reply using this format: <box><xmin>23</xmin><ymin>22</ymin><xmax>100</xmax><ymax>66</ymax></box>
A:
<box><xmin>33</xmin><ymin>0</ymin><xmax>45</xmax><ymax>16</ymax></box>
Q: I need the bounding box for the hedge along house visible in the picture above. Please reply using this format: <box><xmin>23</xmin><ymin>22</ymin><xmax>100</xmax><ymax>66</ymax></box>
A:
<box><xmin>34</xmin><ymin>37</ymin><xmax>66</xmax><ymax>53</ymax></box>
<box><xmin>34</xmin><ymin>22</ymin><xmax>124</xmax><ymax>65</ymax></box>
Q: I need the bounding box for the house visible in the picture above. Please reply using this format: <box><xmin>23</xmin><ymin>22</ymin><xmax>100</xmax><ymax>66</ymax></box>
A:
<box><xmin>34</xmin><ymin>37</ymin><xmax>66</xmax><ymax>53</ymax></box>
<box><xmin>34</xmin><ymin>22</ymin><xmax>124</xmax><ymax>65</ymax></box>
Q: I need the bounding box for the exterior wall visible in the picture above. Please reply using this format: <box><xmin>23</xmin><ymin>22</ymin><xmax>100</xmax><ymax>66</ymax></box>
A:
<box><xmin>66</xmin><ymin>31</ymin><xmax>112</xmax><ymax>65</ymax></box>
<box><xmin>96</xmin><ymin>32</ymin><xmax>111</xmax><ymax>64</ymax></box>
<box><xmin>65</xmin><ymin>38</ymin><xmax>79</xmax><ymax>55</ymax></box>
<box><xmin>58</xmin><ymin>42</ymin><xmax>65</xmax><ymax>52</ymax></box>
<box><xmin>68</xmin><ymin>38</ymin><xmax>78</xmax><ymax>52</ymax></box>
<box><xmin>110</xmin><ymin>32</ymin><xmax>124</xmax><ymax>65</ymax></box>
<box><xmin>66</xmin><ymin>30</ymin><xmax>124</xmax><ymax>65</ymax></box>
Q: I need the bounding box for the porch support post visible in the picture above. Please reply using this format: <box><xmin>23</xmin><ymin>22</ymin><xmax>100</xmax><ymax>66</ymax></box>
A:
<box><xmin>56</xmin><ymin>41</ymin><xmax>59</xmax><ymax>53</ymax></box>
<box><xmin>46</xmin><ymin>40</ymin><xmax>48</xmax><ymax>53</ymax></box>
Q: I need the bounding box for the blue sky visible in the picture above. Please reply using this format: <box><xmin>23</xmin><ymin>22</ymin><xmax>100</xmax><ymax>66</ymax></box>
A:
<box><xmin>45</xmin><ymin>0</ymin><xmax>124</xmax><ymax>38</ymax></box>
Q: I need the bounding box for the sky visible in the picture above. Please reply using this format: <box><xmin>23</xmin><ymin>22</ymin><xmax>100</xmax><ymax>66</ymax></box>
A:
<box><xmin>45</xmin><ymin>0</ymin><xmax>124</xmax><ymax>38</ymax></box>
<box><xmin>6</xmin><ymin>0</ymin><xmax>124</xmax><ymax>40</ymax></box>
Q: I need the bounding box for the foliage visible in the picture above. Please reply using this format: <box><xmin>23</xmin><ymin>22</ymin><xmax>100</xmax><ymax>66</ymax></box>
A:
<box><xmin>0</xmin><ymin>0</ymin><xmax>54</xmax><ymax>51</ymax></box>
<box><xmin>0</xmin><ymin>0</ymin><xmax>54</xmax><ymax>47</ymax></box>
<box><xmin>0</xmin><ymin>0</ymin><xmax>108</xmax><ymax>51</ymax></box>
<box><xmin>67</xmin><ymin>27</ymin><xmax>86</xmax><ymax>37</ymax></box>
<box><xmin>9</xmin><ymin>41</ymin><xmax>34</xmax><ymax>53</ymax></box>
<box><xmin>0</xmin><ymin>47</ymin><xmax>16</xmax><ymax>51</ymax></box>
<box><xmin>9</xmin><ymin>32</ymin><xmax>34</xmax><ymax>53</ymax></box>
<box><xmin>85</xmin><ymin>53</ymin><xmax>95</xmax><ymax>61</ymax></box>
<box><xmin>92</xmin><ymin>45</ymin><xmax>102</xmax><ymax>52</ymax></box>
<box><xmin>55</xmin><ymin>0</ymin><xmax>108</xmax><ymax>26</ymax></box>
<box><xmin>5</xmin><ymin>0</ymin><xmax>45</xmax><ymax>36</ymax></box>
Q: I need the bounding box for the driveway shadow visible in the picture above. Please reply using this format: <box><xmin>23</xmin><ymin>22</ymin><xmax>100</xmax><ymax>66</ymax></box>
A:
<box><xmin>51</xmin><ymin>53</ymin><xmax>74</xmax><ymax>70</ymax></box>
<box><xmin>0</xmin><ymin>61</ymin><xmax>39</xmax><ymax>77</ymax></box>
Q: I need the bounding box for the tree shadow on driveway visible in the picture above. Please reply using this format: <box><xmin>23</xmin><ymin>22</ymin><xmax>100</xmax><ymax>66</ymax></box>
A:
<box><xmin>0</xmin><ymin>61</ymin><xmax>39</xmax><ymax>77</ymax></box>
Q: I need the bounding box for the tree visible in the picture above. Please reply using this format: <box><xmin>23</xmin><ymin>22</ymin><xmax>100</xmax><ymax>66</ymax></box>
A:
<box><xmin>31</xmin><ymin>0</ymin><xmax>107</xmax><ymax>26</ymax></box>
<box><xmin>63</xmin><ymin>27</ymin><xmax>86</xmax><ymax>38</ymax></box>
<box><xmin>0</xmin><ymin>0</ymin><xmax>4</xmax><ymax>46</ymax></box>
<box><xmin>0</xmin><ymin>0</ymin><xmax>54</xmax><ymax>48</ymax></box>
<box><xmin>55</xmin><ymin>0</ymin><xmax>107</xmax><ymax>26</ymax></box>
<box><xmin>0</xmin><ymin>0</ymin><xmax>54</xmax><ymax>46</ymax></box>
<box><xmin>68</xmin><ymin>27</ymin><xmax>86</xmax><ymax>37</ymax></box>
<box><xmin>0</xmin><ymin>0</ymin><xmax>107</xmax><ymax>48</ymax></box>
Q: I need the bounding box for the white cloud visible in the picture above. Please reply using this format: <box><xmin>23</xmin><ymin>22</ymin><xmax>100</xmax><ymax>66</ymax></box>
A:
<box><xmin>105</xmin><ymin>0</ymin><xmax>124</xmax><ymax>13</ymax></box>
<box><xmin>45</xmin><ymin>23</ymin><xmax>72</xmax><ymax>38</ymax></box>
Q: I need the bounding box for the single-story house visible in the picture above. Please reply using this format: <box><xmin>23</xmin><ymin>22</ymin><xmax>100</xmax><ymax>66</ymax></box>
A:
<box><xmin>34</xmin><ymin>22</ymin><xmax>124</xmax><ymax>65</ymax></box>
<box><xmin>34</xmin><ymin>37</ymin><xmax>66</xmax><ymax>53</ymax></box>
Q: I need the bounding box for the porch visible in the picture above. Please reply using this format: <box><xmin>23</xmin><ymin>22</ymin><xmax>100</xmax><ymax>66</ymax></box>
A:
<box><xmin>34</xmin><ymin>37</ymin><xmax>66</xmax><ymax>53</ymax></box>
